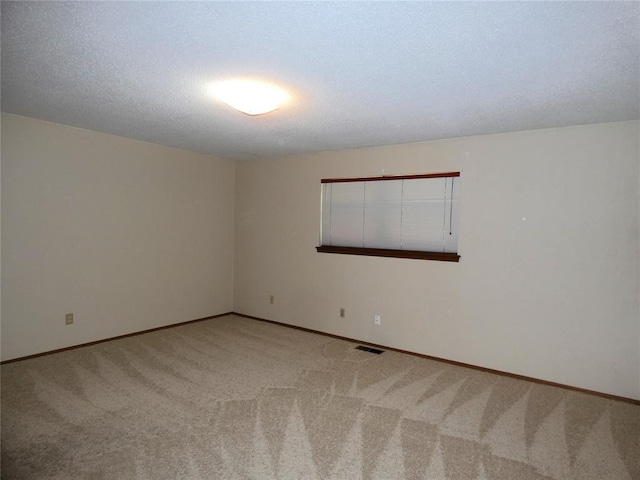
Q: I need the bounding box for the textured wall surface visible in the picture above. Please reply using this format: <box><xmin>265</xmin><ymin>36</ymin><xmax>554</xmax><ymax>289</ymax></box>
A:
<box><xmin>234</xmin><ymin>121</ymin><xmax>640</xmax><ymax>400</ymax></box>
<box><xmin>2</xmin><ymin>114</ymin><xmax>638</xmax><ymax>400</ymax></box>
<box><xmin>1</xmin><ymin>113</ymin><xmax>235</xmax><ymax>360</ymax></box>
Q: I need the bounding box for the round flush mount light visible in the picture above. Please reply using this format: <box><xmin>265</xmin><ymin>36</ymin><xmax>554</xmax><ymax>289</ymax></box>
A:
<box><xmin>208</xmin><ymin>79</ymin><xmax>289</xmax><ymax>116</ymax></box>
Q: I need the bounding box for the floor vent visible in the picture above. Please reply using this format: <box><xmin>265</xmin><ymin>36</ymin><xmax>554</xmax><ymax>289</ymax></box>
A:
<box><xmin>355</xmin><ymin>345</ymin><xmax>385</xmax><ymax>355</ymax></box>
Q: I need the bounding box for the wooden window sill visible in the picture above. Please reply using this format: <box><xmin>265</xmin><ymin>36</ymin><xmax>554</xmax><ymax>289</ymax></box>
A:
<box><xmin>316</xmin><ymin>246</ymin><xmax>460</xmax><ymax>262</ymax></box>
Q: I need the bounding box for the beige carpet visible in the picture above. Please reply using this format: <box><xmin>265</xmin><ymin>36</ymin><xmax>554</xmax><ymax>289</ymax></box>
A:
<box><xmin>1</xmin><ymin>314</ymin><xmax>638</xmax><ymax>479</ymax></box>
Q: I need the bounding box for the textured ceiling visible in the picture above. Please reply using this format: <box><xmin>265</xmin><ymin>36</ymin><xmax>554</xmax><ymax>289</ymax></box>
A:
<box><xmin>2</xmin><ymin>1</ymin><xmax>639</xmax><ymax>161</ymax></box>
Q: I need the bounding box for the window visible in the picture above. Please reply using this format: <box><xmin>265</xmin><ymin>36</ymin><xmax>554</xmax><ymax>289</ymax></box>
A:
<box><xmin>317</xmin><ymin>172</ymin><xmax>460</xmax><ymax>261</ymax></box>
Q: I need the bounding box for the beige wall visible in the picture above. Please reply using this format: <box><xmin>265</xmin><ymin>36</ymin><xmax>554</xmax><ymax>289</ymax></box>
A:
<box><xmin>1</xmin><ymin>113</ymin><xmax>235</xmax><ymax>360</ymax></box>
<box><xmin>234</xmin><ymin>121</ymin><xmax>640</xmax><ymax>400</ymax></box>
<box><xmin>2</xmin><ymin>113</ymin><xmax>638</xmax><ymax>400</ymax></box>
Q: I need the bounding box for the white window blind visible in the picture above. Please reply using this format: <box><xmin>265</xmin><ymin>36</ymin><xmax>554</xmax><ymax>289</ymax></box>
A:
<box><xmin>319</xmin><ymin>172</ymin><xmax>460</xmax><ymax>261</ymax></box>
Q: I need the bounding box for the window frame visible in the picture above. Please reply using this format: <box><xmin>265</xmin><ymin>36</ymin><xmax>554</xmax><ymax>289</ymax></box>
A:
<box><xmin>316</xmin><ymin>172</ymin><xmax>461</xmax><ymax>262</ymax></box>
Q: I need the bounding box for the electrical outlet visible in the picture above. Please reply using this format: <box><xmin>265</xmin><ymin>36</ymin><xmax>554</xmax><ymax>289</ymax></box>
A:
<box><xmin>65</xmin><ymin>313</ymin><xmax>74</xmax><ymax>325</ymax></box>
<box><xmin>374</xmin><ymin>315</ymin><xmax>381</xmax><ymax>326</ymax></box>
<box><xmin>269</xmin><ymin>295</ymin><xmax>274</xmax><ymax>304</ymax></box>
<box><xmin>340</xmin><ymin>308</ymin><xmax>345</xmax><ymax>318</ymax></box>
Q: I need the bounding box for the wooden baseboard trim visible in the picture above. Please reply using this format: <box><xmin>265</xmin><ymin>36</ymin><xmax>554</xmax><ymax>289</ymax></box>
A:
<box><xmin>233</xmin><ymin>312</ymin><xmax>640</xmax><ymax>406</ymax></box>
<box><xmin>0</xmin><ymin>312</ymin><xmax>233</xmax><ymax>365</ymax></box>
<box><xmin>4</xmin><ymin>310</ymin><xmax>638</xmax><ymax>405</ymax></box>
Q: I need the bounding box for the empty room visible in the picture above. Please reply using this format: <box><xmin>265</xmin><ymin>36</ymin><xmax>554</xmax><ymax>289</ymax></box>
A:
<box><xmin>1</xmin><ymin>1</ymin><xmax>639</xmax><ymax>479</ymax></box>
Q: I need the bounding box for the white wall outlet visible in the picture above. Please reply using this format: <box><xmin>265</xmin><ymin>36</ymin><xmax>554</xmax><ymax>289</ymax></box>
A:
<box><xmin>65</xmin><ymin>313</ymin><xmax>74</xmax><ymax>325</ymax></box>
<box><xmin>269</xmin><ymin>295</ymin><xmax>274</xmax><ymax>304</ymax></box>
<box><xmin>374</xmin><ymin>315</ymin><xmax>381</xmax><ymax>326</ymax></box>
<box><xmin>340</xmin><ymin>308</ymin><xmax>345</xmax><ymax>318</ymax></box>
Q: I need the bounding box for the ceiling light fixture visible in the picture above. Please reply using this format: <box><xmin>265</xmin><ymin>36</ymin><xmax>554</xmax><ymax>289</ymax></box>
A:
<box><xmin>209</xmin><ymin>79</ymin><xmax>289</xmax><ymax>116</ymax></box>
